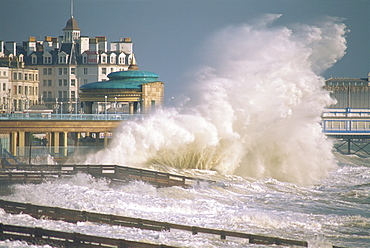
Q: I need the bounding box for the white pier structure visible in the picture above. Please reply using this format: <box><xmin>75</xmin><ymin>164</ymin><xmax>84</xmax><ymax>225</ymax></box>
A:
<box><xmin>322</xmin><ymin>108</ymin><xmax>370</xmax><ymax>155</ymax></box>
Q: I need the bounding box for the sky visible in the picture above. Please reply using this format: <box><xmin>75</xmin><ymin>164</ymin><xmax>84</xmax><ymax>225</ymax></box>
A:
<box><xmin>1</xmin><ymin>0</ymin><xmax>369</xmax><ymax>103</ymax></box>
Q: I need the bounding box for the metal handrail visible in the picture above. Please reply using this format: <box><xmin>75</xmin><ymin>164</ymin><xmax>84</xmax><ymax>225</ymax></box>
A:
<box><xmin>0</xmin><ymin>113</ymin><xmax>144</xmax><ymax>121</ymax></box>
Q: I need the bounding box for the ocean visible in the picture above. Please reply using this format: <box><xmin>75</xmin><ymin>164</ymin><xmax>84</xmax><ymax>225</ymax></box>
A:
<box><xmin>0</xmin><ymin>152</ymin><xmax>369</xmax><ymax>247</ymax></box>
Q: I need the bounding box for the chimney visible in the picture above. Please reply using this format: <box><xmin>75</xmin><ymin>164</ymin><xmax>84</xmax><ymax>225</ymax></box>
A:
<box><xmin>5</xmin><ymin>41</ymin><xmax>17</xmax><ymax>55</ymax></box>
<box><xmin>89</xmin><ymin>38</ymin><xmax>98</xmax><ymax>52</ymax></box>
<box><xmin>0</xmin><ymin>41</ymin><xmax>4</xmax><ymax>55</ymax></box>
<box><xmin>52</xmin><ymin>37</ymin><xmax>59</xmax><ymax>49</ymax></box>
<box><xmin>96</xmin><ymin>36</ymin><xmax>107</xmax><ymax>52</ymax></box>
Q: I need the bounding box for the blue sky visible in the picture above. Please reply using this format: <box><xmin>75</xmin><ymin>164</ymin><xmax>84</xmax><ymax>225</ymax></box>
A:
<box><xmin>1</xmin><ymin>0</ymin><xmax>369</xmax><ymax>101</ymax></box>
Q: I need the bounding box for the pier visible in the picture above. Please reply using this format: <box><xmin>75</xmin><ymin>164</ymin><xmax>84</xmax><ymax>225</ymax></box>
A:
<box><xmin>322</xmin><ymin>108</ymin><xmax>370</xmax><ymax>155</ymax></box>
<box><xmin>2</xmin><ymin>109</ymin><xmax>370</xmax><ymax>160</ymax></box>
<box><xmin>0</xmin><ymin>113</ymin><xmax>141</xmax><ymax>157</ymax></box>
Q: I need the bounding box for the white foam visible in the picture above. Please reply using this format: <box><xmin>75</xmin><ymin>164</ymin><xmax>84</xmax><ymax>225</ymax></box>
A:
<box><xmin>83</xmin><ymin>15</ymin><xmax>347</xmax><ymax>185</ymax></box>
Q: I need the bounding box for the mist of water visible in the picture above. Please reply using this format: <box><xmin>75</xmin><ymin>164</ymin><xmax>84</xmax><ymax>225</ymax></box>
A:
<box><xmin>83</xmin><ymin>15</ymin><xmax>348</xmax><ymax>185</ymax></box>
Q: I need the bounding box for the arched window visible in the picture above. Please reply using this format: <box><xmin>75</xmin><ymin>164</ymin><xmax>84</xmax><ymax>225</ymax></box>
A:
<box><xmin>101</xmin><ymin>53</ymin><xmax>107</xmax><ymax>64</ymax></box>
<box><xmin>110</xmin><ymin>53</ymin><xmax>116</xmax><ymax>64</ymax></box>
<box><xmin>118</xmin><ymin>53</ymin><xmax>126</xmax><ymax>64</ymax></box>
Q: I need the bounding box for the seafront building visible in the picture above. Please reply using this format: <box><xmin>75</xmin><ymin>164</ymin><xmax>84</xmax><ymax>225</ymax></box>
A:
<box><xmin>325</xmin><ymin>72</ymin><xmax>370</xmax><ymax>108</ymax></box>
<box><xmin>0</xmin><ymin>52</ymin><xmax>39</xmax><ymax>113</ymax></box>
<box><xmin>1</xmin><ymin>15</ymin><xmax>138</xmax><ymax>113</ymax></box>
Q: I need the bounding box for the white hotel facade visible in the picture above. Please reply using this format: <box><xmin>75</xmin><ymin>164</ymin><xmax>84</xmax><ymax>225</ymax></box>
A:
<box><xmin>1</xmin><ymin>15</ymin><xmax>135</xmax><ymax>113</ymax></box>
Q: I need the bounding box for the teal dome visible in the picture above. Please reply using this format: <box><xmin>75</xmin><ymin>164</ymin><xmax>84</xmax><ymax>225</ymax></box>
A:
<box><xmin>80</xmin><ymin>70</ymin><xmax>160</xmax><ymax>90</ymax></box>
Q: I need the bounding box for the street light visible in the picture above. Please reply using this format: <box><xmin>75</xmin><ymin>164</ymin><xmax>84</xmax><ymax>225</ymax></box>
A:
<box><xmin>105</xmin><ymin>95</ymin><xmax>107</xmax><ymax>120</ymax></box>
<box><xmin>114</xmin><ymin>97</ymin><xmax>117</xmax><ymax>116</ymax></box>
<box><xmin>75</xmin><ymin>97</ymin><xmax>78</xmax><ymax>115</ymax></box>
<box><xmin>56</xmin><ymin>98</ymin><xmax>58</xmax><ymax>114</ymax></box>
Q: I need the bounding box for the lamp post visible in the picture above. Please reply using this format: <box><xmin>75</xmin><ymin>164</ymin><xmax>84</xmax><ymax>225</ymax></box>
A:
<box><xmin>56</xmin><ymin>98</ymin><xmax>58</xmax><ymax>115</ymax></box>
<box><xmin>114</xmin><ymin>97</ymin><xmax>117</xmax><ymax>116</ymax></box>
<box><xmin>105</xmin><ymin>95</ymin><xmax>107</xmax><ymax>120</ymax></box>
<box><xmin>75</xmin><ymin>97</ymin><xmax>78</xmax><ymax>115</ymax></box>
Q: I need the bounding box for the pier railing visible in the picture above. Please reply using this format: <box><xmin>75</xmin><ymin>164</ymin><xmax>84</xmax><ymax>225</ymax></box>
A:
<box><xmin>0</xmin><ymin>223</ymin><xmax>176</xmax><ymax>248</ymax></box>
<box><xmin>0</xmin><ymin>164</ymin><xmax>216</xmax><ymax>188</ymax></box>
<box><xmin>0</xmin><ymin>199</ymin><xmax>309</xmax><ymax>247</ymax></box>
<box><xmin>0</xmin><ymin>113</ymin><xmax>143</xmax><ymax>121</ymax></box>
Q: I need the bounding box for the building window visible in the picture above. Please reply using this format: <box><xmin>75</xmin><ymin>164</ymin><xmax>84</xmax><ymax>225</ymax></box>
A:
<box><xmin>102</xmin><ymin>68</ymin><xmax>107</xmax><ymax>74</ymax></box>
<box><xmin>83</xmin><ymin>79</ymin><xmax>87</xmax><ymax>85</ymax></box>
<box><xmin>63</xmin><ymin>79</ymin><xmax>67</xmax><ymax>86</ymax></box>
<box><xmin>2</xmin><ymin>83</ymin><xmax>5</xmax><ymax>91</ymax></box>
<box><xmin>63</xmin><ymin>68</ymin><xmax>67</xmax><ymax>75</ymax></box>
<box><xmin>119</xmin><ymin>56</ymin><xmax>125</xmax><ymax>64</ymax></box>
<box><xmin>110</xmin><ymin>55</ymin><xmax>116</xmax><ymax>64</ymax></box>
<box><xmin>59</xmin><ymin>79</ymin><xmax>63</xmax><ymax>86</ymax></box>
<box><xmin>44</xmin><ymin>56</ymin><xmax>51</xmax><ymax>64</ymax></box>
<box><xmin>71</xmin><ymin>68</ymin><xmax>75</xmax><ymax>74</ymax></box>
<box><xmin>18</xmin><ymin>86</ymin><xmax>22</xmax><ymax>94</ymax></box>
<box><xmin>58</xmin><ymin>91</ymin><xmax>63</xmax><ymax>99</ymax></box>
<box><xmin>83</xmin><ymin>56</ymin><xmax>87</xmax><ymax>64</ymax></box>
<box><xmin>71</xmin><ymin>79</ymin><xmax>76</xmax><ymax>86</ymax></box>
<box><xmin>48</xmin><ymin>68</ymin><xmax>52</xmax><ymax>75</ymax></box>
<box><xmin>13</xmin><ymin>73</ymin><xmax>17</xmax><ymax>80</ymax></box>
<box><xmin>32</xmin><ymin>56</ymin><xmax>37</xmax><ymax>64</ymax></box>
<box><xmin>83</xmin><ymin>68</ymin><xmax>88</xmax><ymax>75</ymax></box>
<box><xmin>24</xmin><ymin>74</ymin><xmax>28</xmax><ymax>80</ymax></box>
<box><xmin>48</xmin><ymin>80</ymin><xmax>52</xmax><ymax>86</ymax></box>
<box><xmin>43</xmin><ymin>80</ymin><xmax>47</xmax><ymax>86</ymax></box>
<box><xmin>59</xmin><ymin>68</ymin><xmax>63</xmax><ymax>75</ymax></box>
<box><xmin>71</xmin><ymin>91</ymin><xmax>75</xmax><ymax>99</ymax></box>
<box><xmin>18</xmin><ymin>73</ymin><xmax>22</xmax><ymax>80</ymax></box>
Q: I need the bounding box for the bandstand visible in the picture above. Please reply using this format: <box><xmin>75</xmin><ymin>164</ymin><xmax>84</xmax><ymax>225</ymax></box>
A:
<box><xmin>79</xmin><ymin>67</ymin><xmax>164</xmax><ymax>115</ymax></box>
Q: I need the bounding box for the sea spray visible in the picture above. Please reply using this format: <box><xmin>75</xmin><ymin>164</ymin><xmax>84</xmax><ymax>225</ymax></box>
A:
<box><xmin>83</xmin><ymin>15</ymin><xmax>348</xmax><ymax>185</ymax></box>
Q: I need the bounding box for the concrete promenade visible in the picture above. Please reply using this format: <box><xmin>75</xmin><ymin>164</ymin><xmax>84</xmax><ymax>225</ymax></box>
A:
<box><xmin>0</xmin><ymin>113</ymin><xmax>141</xmax><ymax>156</ymax></box>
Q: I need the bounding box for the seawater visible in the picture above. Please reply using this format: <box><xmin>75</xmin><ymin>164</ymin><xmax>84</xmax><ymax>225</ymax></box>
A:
<box><xmin>0</xmin><ymin>153</ymin><xmax>369</xmax><ymax>247</ymax></box>
<box><xmin>1</xmin><ymin>15</ymin><xmax>368</xmax><ymax>247</ymax></box>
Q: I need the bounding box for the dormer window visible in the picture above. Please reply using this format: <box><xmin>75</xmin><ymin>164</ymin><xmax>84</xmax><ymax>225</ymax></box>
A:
<box><xmin>118</xmin><ymin>53</ymin><xmax>126</xmax><ymax>65</ymax></box>
<box><xmin>43</xmin><ymin>53</ymin><xmax>52</xmax><ymax>64</ymax></box>
<box><xmin>82</xmin><ymin>54</ymin><xmax>87</xmax><ymax>64</ymax></box>
<box><xmin>101</xmin><ymin>53</ymin><xmax>107</xmax><ymax>64</ymax></box>
<box><xmin>31</xmin><ymin>54</ymin><xmax>37</xmax><ymax>64</ymax></box>
<box><xmin>58</xmin><ymin>52</ymin><xmax>69</xmax><ymax>64</ymax></box>
<box><xmin>110</xmin><ymin>54</ymin><xmax>116</xmax><ymax>64</ymax></box>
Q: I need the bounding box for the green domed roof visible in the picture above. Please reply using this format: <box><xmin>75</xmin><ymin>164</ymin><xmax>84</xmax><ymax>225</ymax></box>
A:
<box><xmin>80</xmin><ymin>70</ymin><xmax>160</xmax><ymax>90</ymax></box>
